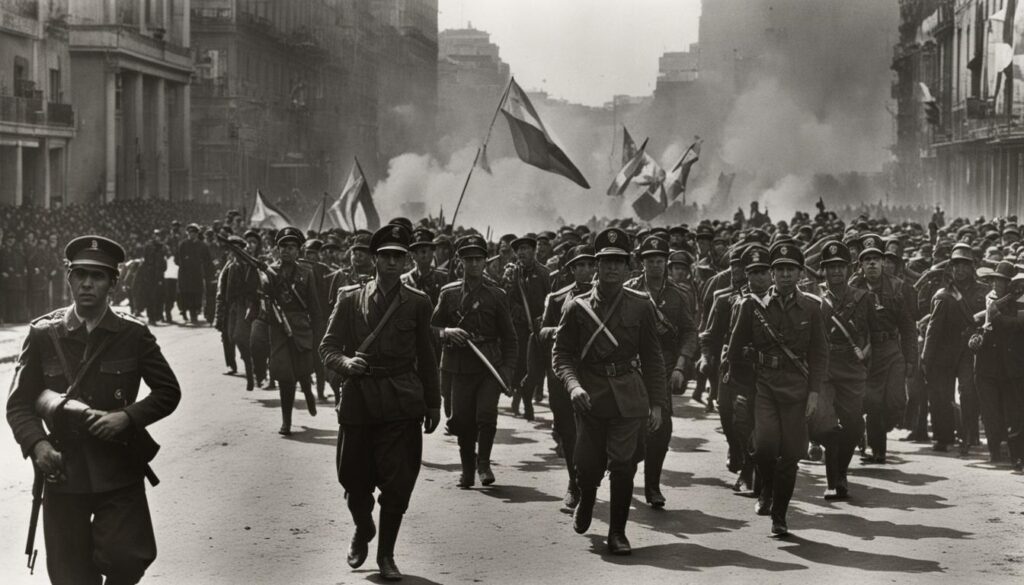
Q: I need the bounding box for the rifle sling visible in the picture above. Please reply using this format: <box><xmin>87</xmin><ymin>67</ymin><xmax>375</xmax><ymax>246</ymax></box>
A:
<box><xmin>47</xmin><ymin>323</ymin><xmax>116</xmax><ymax>400</ymax></box>
<box><xmin>579</xmin><ymin>291</ymin><xmax>623</xmax><ymax>361</ymax></box>
<box><xmin>749</xmin><ymin>302</ymin><xmax>810</xmax><ymax>378</ymax></box>
<box><xmin>357</xmin><ymin>290</ymin><xmax>403</xmax><ymax>354</ymax></box>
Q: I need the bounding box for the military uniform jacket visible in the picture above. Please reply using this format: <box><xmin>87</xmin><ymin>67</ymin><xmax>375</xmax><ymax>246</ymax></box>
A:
<box><xmin>625</xmin><ymin>274</ymin><xmax>698</xmax><ymax>369</ymax></box>
<box><xmin>552</xmin><ymin>286</ymin><xmax>668</xmax><ymax>419</ymax></box>
<box><xmin>700</xmin><ymin>285</ymin><xmax>745</xmax><ymax>366</ymax></box>
<box><xmin>176</xmin><ymin>239</ymin><xmax>213</xmax><ymax>294</ymax></box>
<box><xmin>922</xmin><ymin>279</ymin><xmax>988</xmax><ymax>374</ymax></box>
<box><xmin>850</xmin><ymin>273</ymin><xmax>918</xmax><ymax>367</ymax></box>
<box><xmin>431</xmin><ymin>280</ymin><xmax>518</xmax><ymax>377</ymax></box>
<box><xmin>6</xmin><ymin>307</ymin><xmax>180</xmax><ymax>493</ymax></box>
<box><xmin>977</xmin><ymin>293</ymin><xmax>1024</xmax><ymax>379</ymax></box>
<box><xmin>506</xmin><ymin>259</ymin><xmax>551</xmax><ymax>329</ymax></box>
<box><xmin>819</xmin><ymin>284</ymin><xmax>874</xmax><ymax>382</ymax></box>
<box><xmin>726</xmin><ymin>287</ymin><xmax>829</xmax><ymax>403</ymax></box>
<box><xmin>320</xmin><ymin>280</ymin><xmax>440</xmax><ymax>425</ymax></box>
<box><xmin>327</xmin><ymin>265</ymin><xmax>375</xmax><ymax>309</ymax></box>
<box><xmin>261</xmin><ymin>261</ymin><xmax>322</xmax><ymax>352</ymax></box>
<box><xmin>539</xmin><ymin>282</ymin><xmax>592</xmax><ymax>350</ymax></box>
<box><xmin>139</xmin><ymin>242</ymin><xmax>166</xmax><ymax>281</ymax></box>
<box><xmin>401</xmin><ymin>266</ymin><xmax>448</xmax><ymax>306</ymax></box>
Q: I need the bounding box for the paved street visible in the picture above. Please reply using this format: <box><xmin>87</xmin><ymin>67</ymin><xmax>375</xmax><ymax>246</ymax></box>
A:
<box><xmin>1</xmin><ymin>322</ymin><xmax>1022</xmax><ymax>585</ymax></box>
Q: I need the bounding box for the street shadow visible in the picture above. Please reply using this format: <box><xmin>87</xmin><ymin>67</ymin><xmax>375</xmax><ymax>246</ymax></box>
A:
<box><xmin>659</xmin><ymin>468</ymin><xmax>734</xmax><ymax>490</ymax></box>
<box><xmin>791</xmin><ymin>469</ymin><xmax>952</xmax><ymax>511</ymax></box>
<box><xmin>669</xmin><ymin>435</ymin><xmax>710</xmax><ymax>453</ymax></box>
<box><xmin>511</xmin><ymin>450</ymin><xmax>567</xmax><ymax>474</ymax></box>
<box><xmin>849</xmin><ymin>466</ymin><xmax>948</xmax><ymax>487</ymax></box>
<box><xmin>474</xmin><ymin>483</ymin><xmax>562</xmax><ymax>504</ymax></box>
<box><xmin>583</xmin><ymin>535</ymin><xmax>807</xmax><ymax>572</ymax></box>
<box><xmin>787</xmin><ymin>509</ymin><xmax>972</xmax><ymax>541</ymax></box>
<box><xmin>358</xmin><ymin>572</ymin><xmax>445</xmax><ymax>585</ymax></box>
<box><xmin>777</xmin><ymin>535</ymin><xmax>944</xmax><ymax>573</ymax></box>
<box><xmin>673</xmin><ymin>401</ymin><xmax>713</xmax><ymax>421</ymax></box>
<box><xmin>629</xmin><ymin>505</ymin><xmax>749</xmax><ymax>536</ymax></box>
<box><xmin>493</xmin><ymin>427</ymin><xmax>537</xmax><ymax>445</ymax></box>
<box><xmin>420</xmin><ymin>460</ymin><xmax>464</xmax><ymax>473</ymax></box>
<box><xmin>282</xmin><ymin>426</ymin><xmax>337</xmax><ymax>447</ymax></box>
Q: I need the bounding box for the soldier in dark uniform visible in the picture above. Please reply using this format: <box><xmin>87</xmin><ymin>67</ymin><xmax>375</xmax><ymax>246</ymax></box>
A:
<box><xmin>263</xmin><ymin>227</ymin><xmax>323</xmax><ymax>435</ymax></box>
<box><xmin>401</xmin><ymin>228</ymin><xmax>447</xmax><ymax>305</ymax></box>
<box><xmin>817</xmin><ymin>241</ymin><xmax>873</xmax><ymax>499</ymax></box>
<box><xmin>26</xmin><ymin>231</ymin><xmax>51</xmax><ymax>317</ymax></box>
<box><xmin>137</xmin><ymin>231</ymin><xmax>167</xmax><ymax>325</ymax></box>
<box><xmin>1</xmin><ymin>231</ymin><xmax>28</xmax><ymax>323</ymax></box>
<box><xmin>974</xmin><ymin>262</ymin><xmax>1024</xmax><ymax>465</ymax></box>
<box><xmin>176</xmin><ymin>223</ymin><xmax>213</xmax><ymax>325</ymax></box>
<box><xmin>850</xmin><ymin>234</ymin><xmax>917</xmax><ymax>464</ymax></box>
<box><xmin>504</xmin><ymin>233</ymin><xmax>551</xmax><ymax>420</ymax></box>
<box><xmin>701</xmin><ymin>244</ymin><xmax>768</xmax><ymax>492</ymax></box>
<box><xmin>625</xmin><ymin>235</ymin><xmax>698</xmax><ymax>508</ymax></box>
<box><xmin>203</xmin><ymin>229</ymin><xmax>224</xmax><ymax>324</ymax></box>
<box><xmin>432</xmin><ymin>234</ymin><xmax>517</xmax><ymax>488</ymax></box>
<box><xmin>327</xmin><ymin>234</ymin><xmax>376</xmax><ymax>308</ymax></box>
<box><xmin>923</xmin><ymin>244</ymin><xmax>988</xmax><ymax>451</ymax></box>
<box><xmin>300</xmin><ymin>238</ymin><xmax>333</xmax><ymax>401</ymax></box>
<box><xmin>214</xmin><ymin>244</ymin><xmax>239</xmax><ymax>377</ymax></box>
<box><xmin>320</xmin><ymin>224</ymin><xmax>440</xmax><ymax>582</ymax></box>
<box><xmin>553</xmin><ymin>227</ymin><xmax>667</xmax><ymax>555</ymax></box>
<box><xmin>538</xmin><ymin>244</ymin><xmax>596</xmax><ymax>509</ymax></box>
<box><xmin>217</xmin><ymin>235</ymin><xmax>262</xmax><ymax>390</ymax></box>
<box><xmin>6</xmin><ymin>235</ymin><xmax>181</xmax><ymax>585</ymax></box>
<box><xmin>726</xmin><ymin>242</ymin><xmax>828</xmax><ymax>536</ymax></box>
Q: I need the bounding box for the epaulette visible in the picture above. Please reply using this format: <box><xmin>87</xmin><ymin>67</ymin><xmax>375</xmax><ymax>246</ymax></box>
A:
<box><xmin>112</xmin><ymin>309</ymin><xmax>148</xmax><ymax>327</ymax></box>
<box><xmin>549</xmin><ymin>282</ymin><xmax>576</xmax><ymax>301</ymax></box>
<box><xmin>402</xmin><ymin>282</ymin><xmax>429</xmax><ymax>299</ymax></box>
<box><xmin>623</xmin><ymin>286</ymin><xmax>650</xmax><ymax>299</ymax></box>
<box><xmin>340</xmin><ymin>283</ymin><xmax>363</xmax><ymax>294</ymax></box>
<box><xmin>799</xmin><ymin>290</ymin><xmax>822</xmax><ymax>304</ymax></box>
<box><xmin>440</xmin><ymin>280</ymin><xmax>462</xmax><ymax>291</ymax></box>
<box><xmin>30</xmin><ymin>308</ymin><xmax>68</xmax><ymax>329</ymax></box>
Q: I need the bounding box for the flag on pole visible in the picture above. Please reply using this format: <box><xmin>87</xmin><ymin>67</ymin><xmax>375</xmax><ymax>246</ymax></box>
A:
<box><xmin>249</xmin><ymin>189</ymin><xmax>292</xmax><ymax>229</ymax></box>
<box><xmin>499</xmin><ymin>78</ymin><xmax>590</xmax><ymax>188</ymax></box>
<box><xmin>306</xmin><ymin>196</ymin><xmax>334</xmax><ymax>233</ymax></box>
<box><xmin>607</xmin><ymin>138</ymin><xmax>649</xmax><ymax>196</ymax></box>
<box><xmin>664</xmin><ymin>139</ymin><xmax>702</xmax><ymax>202</ymax></box>
<box><xmin>622</xmin><ymin>126</ymin><xmax>639</xmax><ymax>166</ymax></box>
<box><xmin>479</xmin><ymin>144</ymin><xmax>493</xmax><ymax>174</ymax></box>
<box><xmin>330</xmin><ymin>158</ymin><xmax>380</xmax><ymax>231</ymax></box>
<box><xmin>631</xmin><ymin>183</ymin><xmax>668</xmax><ymax>221</ymax></box>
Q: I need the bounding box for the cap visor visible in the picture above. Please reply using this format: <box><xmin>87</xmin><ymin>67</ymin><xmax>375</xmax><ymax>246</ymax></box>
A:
<box><xmin>375</xmin><ymin>244</ymin><xmax>409</xmax><ymax>254</ymax></box>
<box><xmin>595</xmin><ymin>249</ymin><xmax>631</xmax><ymax>258</ymax></box>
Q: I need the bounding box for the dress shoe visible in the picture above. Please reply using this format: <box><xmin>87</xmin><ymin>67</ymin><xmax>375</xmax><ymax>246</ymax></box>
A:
<box><xmin>824</xmin><ymin>487</ymin><xmax>850</xmax><ymax>501</ymax></box>
<box><xmin>246</xmin><ymin>382</ymin><xmax>254</xmax><ymax>392</ymax></box>
<box><xmin>861</xmin><ymin>454</ymin><xmax>886</xmax><ymax>465</ymax></box>
<box><xmin>511</xmin><ymin>394</ymin><xmax>521</xmax><ymax>416</ymax></box>
<box><xmin>278</xmin><ymin>425</ymin><xmax>291</xmax><ymax>436</ymax></box>
<box><xmin>1013</xmin><ymin>458</ymin><xmax>1023</xmax><ymax>472</ymax></box>
<box><xmin>644</xmin><ymin>486</ymin><xmax>666</xmax><ymax>508</ymax></box>
<box><xmin>478</xmin><ymin>461</ymin><xmax>496</xmax><ymax>486</ymax></box>
<box><xmin>755</xmin><ymin>497</ymin><xmax>772</xmax><ymax>516</ymax></box>
<box><xmin>377</xmin><ymin>556</ymin><xmax>403</xmax><ymax>581</ymax></box>
<box><xmin>705</xmin><ymin>399</ymin><xmax>716</xmax><ymax>413</ymax></box>
<box><xmin>807</xmin><ymin>443</ymin><xmax>823</xmax><ymax>462</ymax></box>
<box><xmin>346</xmin><ymin>524</ymin><xmax>376</xmax><ymax>568</ymax></box>
<box><xmin>606</xmin><ymin>532</ymin><xmax>632</xmax><ymax>555</ymax></box>
<box><xmin>770</xmin><ymin>520</ymin><xmax>789</xmax><ymax>537</ymax></box>
<box><xmin>563</xmin><ymin>485</ymin><xmax>581</xmax><ymax>509</ymax></box>
<box><xmin>223</xmin><ymin>369</ymin><xmax>237</xmax><ymax>376</ymax></box>
<box><xmin>932</xmin><ymin>442</ymin><xmax>949</xmax><ymax>452</ymax></box>
<box><xmin>733</xmin><ymin>476</ymin><xmax>751</xmax><ymax>493</ymax></box>
<box><xmin>457</xmin><ymin>472</ymin><xmax>475</xmax><ymax>489</ymax></box>
<box><xmin>573</xmin><ymin>491</ymin><xmax>596</xmax><ymax>534</ymax></box>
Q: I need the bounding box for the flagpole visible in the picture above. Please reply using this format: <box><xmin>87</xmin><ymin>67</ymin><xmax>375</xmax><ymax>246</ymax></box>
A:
<box><xmin>450</xmin><ymin>77</ymin><xmax>515</xmax><ymax>228</ymax></box>
<box><xmin>317</xmin><ymin>192</ymin><xmax>327</xmax><ymax>233</ymax></box>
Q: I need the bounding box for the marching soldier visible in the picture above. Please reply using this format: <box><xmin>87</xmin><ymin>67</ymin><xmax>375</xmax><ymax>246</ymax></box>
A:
<box><xmin>726</xmin><ymin>242</ymin><xmax>828</xmax><ymax>536</ymax></box>
<box><xmin>262</xmin><ymin>227</ymin><xmax>323</xmax><ymax>435</ymax></box>
<box><xmin>300</xmin><ymin>238</ymin><xmax>333</xmax><ymax>401</ymax></box>
<box><xmin>176</xmin><ymin>223</ymin><xmax>213</xmax><ymax>325</ymax></box>
<box><xmin>7</xmin><ymin>235</ymin><xmax>181</xmax><ymax>585</ymax></box>
<box><xmin>538</xmin><ymin>244</ymin><xmax>596</xmax><ymax>509</ymax></box>
<box><xmin>216</xmin><ymin>234</ymin><xmax>262</xmax><ymax>391</ymax></box>
<box><xmin>851</xmin><ymin>234</ymin><xmax>917</xmax><ymax>463</ymax></box>
<box><xmin>817</xmin><ymin>241</ymin><xmax>873</xmax><ymax>498</ymax></box>
<box><xmin>553</xmin><ymin>227</ymin><xmax>667</xmax><ymax>555</ymax></box>
<box><xmin>138</xmin><ymin>231</ymin><xmax>167</xmax><ymax>325</ymax></box>
<box><xmin>432</xmin><ymin>234</ymin><xmax>517</xmax><ymax>488</ymax></box>
<box><xmin>625</xmin><ymin>235</ymin><xmax>698</xmax><ymax>508</ymax></box>
<box><xmin>923</xmin><ymin>244</ymin><xmax>987</xmax><ymax>451</ymax></box>
<box><xmin>320</xmin><ymin>224</ymin><xmax>440</xmax><ymax>582</ymax></box>
<box><xmin>503</xmin><ymin>233</ymin><xmax>551</xmax><ymax>420</ymax></box>
<box><xmin>327</xmin><ymin>234</ymin><xmax>376</xmax><ymax>307</ymax></box>
<box><xmin>401</xmin><ymin>228</ymin><xmax>447</xmax><ymax>305</ymax></box>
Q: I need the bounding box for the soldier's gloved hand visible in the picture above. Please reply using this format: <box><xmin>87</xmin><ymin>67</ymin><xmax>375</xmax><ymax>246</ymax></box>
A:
<box><xmin>670</xmin><ymin>364</ymin><xmax>687</xmax><ymax>393</ymax></box>
<box><xmin>423</xmin><ymin>408</ymin><xmax>441</xmax><ymax>434</ymax></box>
<box><xmin>32</xmin><ymin>440</ymin><xmax>66</xmax><ymax>482</ymax></box>
<box><xmin>648</xmin><ymin>406</ymin><xmax>663</xmax><ymax>432</ymax></box>
<box><xmin>443</xmin><ymin>327</ymin><xmax>471</xmax><ymax>347</ymax></box>
<box><xmin>341</xmin><ymin>356</ymin><xmax>369</xmax><ymax>376</ymax></box>
<box><xmin>89</xmin><ymin>411</ymin><xmax>131</xmax><ymax>441</ymax></box>
<box><xmin>804</xmin><ymin>392</ymin><xmax>819</xmax><ymax>420</ymax></box>
<box><xmin>569</xmin><ymin>385</ymin><xmax>591</xmax><ymax>413</ymax></box>
<box><xmin>697</xmin><ymin>356</ymin><xmax>711</xmax><ymax>377</ymax></box>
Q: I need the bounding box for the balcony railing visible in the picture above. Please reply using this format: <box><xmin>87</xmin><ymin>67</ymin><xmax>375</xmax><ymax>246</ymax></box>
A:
<box><xmin>0</xmin><ymin>95</ymin><xmax>74</xmax><ymax>127</ymax></box>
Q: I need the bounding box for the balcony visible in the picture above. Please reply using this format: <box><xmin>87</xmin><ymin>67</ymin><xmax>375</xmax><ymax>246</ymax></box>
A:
<box><xmin>70</xmin><ymin>24</ymin><xmax>192</xmax><ymax>75</ymax></box>
<box><xmin>0</xmin><ymin>95</ymin><xmax>74</xmax><ymax>128</ymax></box>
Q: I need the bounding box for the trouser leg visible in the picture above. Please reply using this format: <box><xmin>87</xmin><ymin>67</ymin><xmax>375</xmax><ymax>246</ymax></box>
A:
<box><xmin>957</xmin><ymin>354</ymin><xmax>979</xmax><ymax>444</ymax></box>
<box><xmin>644</xmin><ymin>407</ymin><xmax>671</xmax><ymax>491</ymax></box>
<box><xmin>279</xmin><ymin>380</ymin><xmax>296</xmax><ymax>429</ymax></box>
<box><xmin>90</xmin><ymin>483</ymin><xmax>156</xmax><ymax>585</ymax></box>
<box><xmin>976</xmin><ymin>376</ymin><xmax>1007</xmax><ymax>457</ymax></box>
<box><xmin>928</xmin><ymin>370</ymin><xmax>956</xmax><ymax>444</ymax></box>
<box><xmin>547</xmin><ymin>373</ymin><xmax>577</xmax><ymax>485</ymax></box>
<box><xmin>43</xmin><ymin>488</ymin><xmax>102</xmax><ymax>585</ymax></box>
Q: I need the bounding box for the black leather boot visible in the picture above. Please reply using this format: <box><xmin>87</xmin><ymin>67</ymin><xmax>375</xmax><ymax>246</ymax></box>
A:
<box><xmin>376</xmin><ymin>510</ymin><xmax>404</xmax><ymax>581</ymax></box>
<box><xmin>457</xmin><ymin>448</ymin><xmax>476</xmax><ymax>489</ymax></box>
<box><xmin>573</xmin><ymin>488</ymin><xmax>597</xmax><ymax>534</ymax></box>
<box><xmin>477</xmin><ymin>429</ymin><xmax>496</xmax><ymax>486</ymax></box>
<box><xmin>346</xmin><ymin>507</ymin><xmax>376</xmax><ymax>569</ymax></box>
<box><xmin>607</xmin><ymin>477</ymin><xmax>633</xmax><ymax>555</ymax></box>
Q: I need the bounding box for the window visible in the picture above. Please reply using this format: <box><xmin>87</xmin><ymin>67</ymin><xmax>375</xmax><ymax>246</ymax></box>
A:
<box><xmin>50</xmin><ymin>68</ymin><xmax>62</xmax><ymax>103</ymax></box>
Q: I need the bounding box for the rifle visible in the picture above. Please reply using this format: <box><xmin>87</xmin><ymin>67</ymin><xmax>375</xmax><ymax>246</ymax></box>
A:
<box><xmin>217</xmin><ymin>234</ymin><xmax>296</xmax><ymax>341</ymax></box>
<box><xmin>25</xmin><ymin>466</ymin><xmax>42</xmax><ymax>574</ymax></box>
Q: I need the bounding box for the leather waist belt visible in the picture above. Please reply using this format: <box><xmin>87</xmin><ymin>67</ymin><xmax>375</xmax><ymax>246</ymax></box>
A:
<box><xmin>871</xmin><ymin>331</ymin><xmax>895</xmax><ymax>343</ymax></box>
<box><xmin>585</xmin><ymin>360</ymin><xmax>637</xmax><ymax>377</ymax></box>
<box><xmin>829</xmin><ymin>343</ymin><xmax>858</xmax><ymax>352</ymax></box>
<box><xmin>752</xmin><ymin>351</ymin><xmax>802</xmax><ymax>370</ymax></box>
<box><xmin>363</xmin><ymin>363</ymin><xmax>415</xmax><ymax>378</ymax></box>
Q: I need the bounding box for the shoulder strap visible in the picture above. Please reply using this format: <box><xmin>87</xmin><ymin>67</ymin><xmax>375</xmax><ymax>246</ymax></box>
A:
<box><xmin>578</xmin><ymin>291</ymin><xmax>623</xmax><ymax>360</ymax></box>
<box><xmin>356</xmin><ymin>293</ymin><xmax>403</xmax><ymax>354</ymax></box>
<box><xmin>46</xmin><ymin>323</ymin><xmax>117</xmax><ymax>399</ymax></box>
<box><xmin>749</xmin><ymin>302</ymin><xmax>810</xmax><ymax>378</ymax></box>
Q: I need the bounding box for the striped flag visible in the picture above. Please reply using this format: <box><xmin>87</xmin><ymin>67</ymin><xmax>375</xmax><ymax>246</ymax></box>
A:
<box><xmin>249</xmin><ymin>189</ymin><xmax>292</xmax><ymax>229</ymax></box>
<box><xmin>607</xmin><ymin>138</ymin><xmax>649</xmax><ymax>196</ymax></box>
<box><xmin>622</xmin><ymin>126</ymin><xmax>639</xmax><ymax>166</ymax></box>
<box><xmin>499</xmin><ymin>78</ymin><xmax>590</xmax><ymax>188</ymax></box>
<box><xmin>664</xmin><ymin>138</ymin><xmax>702</xmax><ymax>202</ymax></box>
<box><xmin>330</xmin><ymin>158</ymin><xmax>380</xmax><ymax>231</ymax></box>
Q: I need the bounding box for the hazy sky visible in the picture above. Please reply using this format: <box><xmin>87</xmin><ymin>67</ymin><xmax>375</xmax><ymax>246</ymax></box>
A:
<box><xmin>438</xmin><ymin>0</ymin><xmax>702</xmax><ymax>107</ymax></box>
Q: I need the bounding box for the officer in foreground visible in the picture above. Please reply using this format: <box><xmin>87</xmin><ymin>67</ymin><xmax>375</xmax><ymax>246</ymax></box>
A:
<box><xmin>553</xmin><ymin>227</ymin><xmax>667</xmax><ymax>555</ymax></box>
<box><xmin>726</xmin><ymin>241</ymin><xmax>827</xmax><ymax>536</ymax></box>
<box><xmin>7</xmin><ymin>235</ymin><xmax>181</xmax><ymax>585</ymax></box>
<box><xmin>320</xmin><ymin>224</ymin><xmax>440</xmax><ymax>582</ymax></box>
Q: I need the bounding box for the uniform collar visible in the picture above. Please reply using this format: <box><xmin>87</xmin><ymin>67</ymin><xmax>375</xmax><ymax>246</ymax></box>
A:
<box><xmin>64</xmin><ymin>304</ymin><xmax>122</xmax><ymax>333</ymax></box>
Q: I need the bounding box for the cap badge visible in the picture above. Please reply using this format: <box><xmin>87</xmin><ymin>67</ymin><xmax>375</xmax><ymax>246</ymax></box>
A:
<box><xmin>752</xmin><ymin>252</ymin><xmax>761</xmax><ymax>262</ymax></box>
<box><xmin>392</xmin><ymin>226</ymin><xmax>400</xmax><ymax>238</ymax></box>
<box><xmin>608</xmin><ymin>232</ymin><xmax>618</xmax><ymax>244</ymax></box>
<box><xmin>781</xmin><ymin>246</ymin><xmax>789</xmax><ymax>255</ymax></box>
<box><xmin>829</xmin><ymin>244</ymin><xmax>837</xmax><ymax>254</ymax></box>
<box><xmin>90</xmin><ymin>239</ymin><xmax>98</xmax><ymax>250</ymax></box>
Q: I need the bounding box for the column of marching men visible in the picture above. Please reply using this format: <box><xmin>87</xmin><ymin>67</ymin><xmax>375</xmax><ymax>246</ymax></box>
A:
<box><xmin>118</xmin><ymin>209</ymin><xmax>1024</xmax><ymax>581</ymax></box>
<box><xmin>6</xmin><ymin>203</ymin><xmax>1024</xmax><ymax>583</ymax></box>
